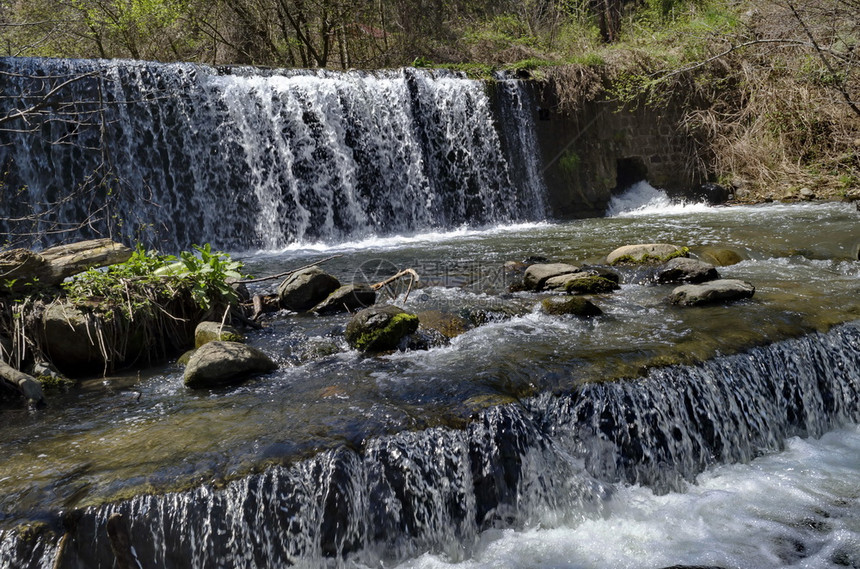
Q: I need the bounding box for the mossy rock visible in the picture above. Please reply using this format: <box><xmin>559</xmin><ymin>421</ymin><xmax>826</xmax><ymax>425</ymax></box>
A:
<box><xmin>31</xmin><ymin>361</ymin><xmax>74</xmax><ymax>390</ymax></box>
<box><xmin>345</xmin><ymin>305</ymin><xmax>420</xmax><ymax>352</ymax></box>
<box><xmin>541</xmin><ymin>296</ymin><xmax>603</xmax><ymax>317</ymax></box>
<box><xmin>177</xmin><ymin>349</ymin><xmax>196</xmax><ymax>365</ymax></box>
<box><xmin>195</xmin><ymin>321</ymin><xmax>245</xmax><ymax>348</ymax></box>
<box><xmin>14</xmin><ymin>521</ymin><xmax>55</xmax><ymax>545</ymax></box>
<box><xmin>565</xmin><ymin>276</ymin><xmax>620</xmax><ymax>295</ymax></box>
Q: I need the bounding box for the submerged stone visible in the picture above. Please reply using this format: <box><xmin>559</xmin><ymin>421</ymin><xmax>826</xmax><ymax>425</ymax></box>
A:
<box><xmin>669</xmin><ymin>279</ymin><xmax>755</xmax><ymax>306</ymax></box>
<box><xmin>695</xmin><ymin>247</ymin><xmax>744</xmax><ymax>266</ymax></box>
<box><xmin>184</xmin><ymin>341</ymin><xmax>278</xmax><ymax>389</ymax></box>
<box><xmin>416</xmin><ymin>310</ymin><xmax>470</xmax><ymax>339</ymax></box>
<box><xmin>345</xmin><ymin>305</ymin><xmax>419</xmax><ymax>352</ymax></box>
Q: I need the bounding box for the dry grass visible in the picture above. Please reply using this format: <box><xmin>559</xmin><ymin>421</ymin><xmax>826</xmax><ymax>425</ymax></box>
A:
<box><xmin>681</xmin><ymin>1</ymin><xmax>860</xmax><ymax>199</ymax></box>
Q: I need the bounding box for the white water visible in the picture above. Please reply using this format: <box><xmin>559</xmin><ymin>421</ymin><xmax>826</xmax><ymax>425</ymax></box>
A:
<box><xmin>607</xmin><ymin>181</ymin><xmax>713</xmax><ymax>217</ymax></box>
<box><xmin>394</xmin><ymin>425</ymin><xmax>860</xmax><ymax>569</ymax></box>
<box><xmin>0</xmin><ymin>60</ymin><xmax>547</xmax><ymax>251</ymax></box>
<box><xmin>247</xmin><ymin>221</ymin><xmax>554</xmax><ymax>256</ymax></box>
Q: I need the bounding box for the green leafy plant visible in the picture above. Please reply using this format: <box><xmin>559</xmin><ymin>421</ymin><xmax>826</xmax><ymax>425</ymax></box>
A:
<box><xmin>63</xmin><ymin>243</ymin><xmax>249</xmax><ymax>313</ymax></box>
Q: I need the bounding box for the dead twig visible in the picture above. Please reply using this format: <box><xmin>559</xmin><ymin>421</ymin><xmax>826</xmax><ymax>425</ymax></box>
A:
<box><xmin>236</xmin><ymin>254</ymin><xmax>343</xmax><ymax>284</ymax></box>
<box><xmin>371</xmin><ymin>268</ymin><xmax>419</xmax><ymax>302</ymax></box>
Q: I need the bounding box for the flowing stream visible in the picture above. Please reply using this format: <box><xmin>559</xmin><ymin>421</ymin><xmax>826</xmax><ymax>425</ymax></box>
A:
<box><xmin>0</xmin><ymin>58</ymin><xmax>859</xmax><ymax>568</ymax></box>
<box><xmin>1</xmin><ymin>194</ymin><xmax>858</xmax><ymax>568</ymax></box>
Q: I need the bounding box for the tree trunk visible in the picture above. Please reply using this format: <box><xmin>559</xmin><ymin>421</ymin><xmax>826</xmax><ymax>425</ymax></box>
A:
<box><xmin>1</xmin><ymin>239</ymin><xmax>132</xmax><ymax>291</ymax></box>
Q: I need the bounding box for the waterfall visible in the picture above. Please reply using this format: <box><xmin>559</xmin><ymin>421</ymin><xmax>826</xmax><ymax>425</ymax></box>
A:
<box><xmin>5</xmin><ymin>322</ymin><xmax>858</xmax><ymax>569</ymax></box>
<box><xmin>0</xmin><ymin>58</ymin><xmax>547</xmax><ymax>251</ymax></box>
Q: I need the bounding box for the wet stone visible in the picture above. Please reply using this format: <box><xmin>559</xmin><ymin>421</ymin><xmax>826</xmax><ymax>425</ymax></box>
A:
<box><xmin>607</xmin><ymin>243</ymin><xmax>687</xmax><ymax>265</ymax></box>
<box><xmin>312</xmin><ymin>284</ymin><xmax>377</xmax><ymax>315</ymax></box>
<box><xmin>523</xmin><ymin>263</ymin><xmax>580</xmax><ymax>291</ymax></box>
<box><xmin>669</xmin><ymin>279</ymin><xmax>755</xmax><ymax>306</ymax></box>
<box><xmin>278</xmin><ymin>267</ymin><xmax>340</xmax><ymax>312</ymax></box>
<box><xmin>657</xmin><ymin>257</ymin><xmax>720</xmax><ymax>284</ymax></box>
<box><xmin>541</xmin><ymin>296</ymin><xmax>603</xmax><ymax>317</ymax></box>
<box><xmin>184</xmin><ymin>341</ymin><xmax>278</xmax><ymax>389</ymax></box>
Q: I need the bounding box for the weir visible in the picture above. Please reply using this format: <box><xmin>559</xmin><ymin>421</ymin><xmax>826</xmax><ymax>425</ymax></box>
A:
<box><xmin>2</xmin><ymin>322</ymin><xmax>858</xmax><ymax>568</ymax></box>
<box><xmin>1</xmin><ymin>59</ymin><xmax>859</xmax><ymax>569</ymax></box>
<box><xmin>0</xmin><ymin>59</ymin><xmax>546</xmax><ymax>251</ymax></box>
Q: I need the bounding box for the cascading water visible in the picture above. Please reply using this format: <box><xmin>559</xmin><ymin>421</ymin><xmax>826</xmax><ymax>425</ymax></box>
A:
<box><xmin>2</xmin><ymin>57</ymin><xmax>859</xmax><ymax>569</ymax></box>
<box><xmin>3</xmin><ymin>322</ymin><xmax>858</xmax><ymax>568</ymax></box>
<box><xmin>0</xmin><ymin>58</ymin><xmax>546</xmax><ymax>251</ymax></box>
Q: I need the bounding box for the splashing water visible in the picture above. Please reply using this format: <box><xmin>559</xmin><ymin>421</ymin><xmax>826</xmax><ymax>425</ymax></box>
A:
<box><xmin>607</xmin><ymin>181</ymin><xmax>713</xmax><ymax>217</ymax></box>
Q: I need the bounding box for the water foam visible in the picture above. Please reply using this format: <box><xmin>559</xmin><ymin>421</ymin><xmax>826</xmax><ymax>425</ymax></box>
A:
<box><xmin>394</xmin><ymin>424</ymin><xmax>860</xmax><ymax>569</ymax></box>
<box><xmin>607</xmin><ymin>181</ymin><xmax>712</xmax><ymax>217</ymax></box>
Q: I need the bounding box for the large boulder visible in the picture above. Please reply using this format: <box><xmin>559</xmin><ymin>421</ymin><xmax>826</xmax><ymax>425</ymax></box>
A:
<box><xmin>541</xmin><ymin>296</ymin><xmax>603</xmax><ymax>317</ymax></box>
<box><xmin>41</xmin><ymin>302</ymin><xmax>104</xmax><ymax>373</ymax></box>
<box><xmin>607</xmin><ymin>244</ymin><xmax>687</xmax><ymax>265</ymax></box>
<box><xmin>345</xmin><ymin>305</ymin><xmax>419</xmax><ymax>352</ymax></box>
<box><xmin>657</xmin><ymin>257</ymin><xmax>720</xmax><ymax>284</ymax></box>
<box><xmin>523</xmin><ymin>263</ymin><xmax>580</xmax><ymax>291</ymax></box>
<box><xmin>195</xmin><ymin>321</ymin><xmax>245</xmax><ymax>348</ymax></box>
<box><xmin>669</xmin><ymin>279</ymin><xmax>755</xmax><ymax>306</ymax></box>
<box><xmin>184</xmin><ymin>341</ymin><xmax>278</xmax><ymax>389</ymax></box>
<box><xmin>278</xmin><ymin>267</ymin><xmax>340</xmax><ymax>312</ymax></box>
<box><xmin>312</xmin><ymin>284</ymin><xmax>376</xmax><ymax>315</ymax></box>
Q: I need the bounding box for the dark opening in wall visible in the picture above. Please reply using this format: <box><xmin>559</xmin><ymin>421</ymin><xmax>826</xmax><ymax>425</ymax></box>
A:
<box><xmin>614</xmin><ymin>156</ymin><xmax>648</xmax><ymax>192</ymax></box>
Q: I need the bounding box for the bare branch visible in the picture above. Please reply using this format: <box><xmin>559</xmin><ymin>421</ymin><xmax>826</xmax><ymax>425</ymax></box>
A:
<box><xmin>0</xmin><ymin>70</ymin><xmax>102</xmax><ymax>127</ymax></box>
<box><xmin>784</xmin><ymin>0</ymin><xmax>860</xmax><ymax>118</ymax></box>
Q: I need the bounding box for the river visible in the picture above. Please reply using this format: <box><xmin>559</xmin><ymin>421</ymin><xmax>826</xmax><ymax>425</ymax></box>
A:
<box><xmin>1</xmin><ymin>188</ymin><xmax>858</xmax><ymax>568</ymax></box>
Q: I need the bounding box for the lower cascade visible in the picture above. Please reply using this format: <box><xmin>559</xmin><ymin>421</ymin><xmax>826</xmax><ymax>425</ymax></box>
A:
<box><xmin>3</xmin><ymin>322</ymin><xmax>858</xmax><ymax>568</ymax></box>
<box><xmin>0</xmin><ymin>58</ymin><xmax>546</xmax><ymax>251</ymax></box>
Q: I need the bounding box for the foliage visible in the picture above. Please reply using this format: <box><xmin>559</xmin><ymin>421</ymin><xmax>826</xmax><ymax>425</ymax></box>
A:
<box><xmin>0</xmin><ymin>0</ymin><xmax>856</xmax><ymax>201</ymax></box>
<box><xmin>63</xmin><ymin>243</ymin><xmax>249</xmax><ymax>314</ymax></box>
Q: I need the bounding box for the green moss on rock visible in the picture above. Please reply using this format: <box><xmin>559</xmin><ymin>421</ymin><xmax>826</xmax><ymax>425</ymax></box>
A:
<box><xmin>346</xmin><ymin>306</ymin><xmax>420</xmax><ymax>352</ymax></box>
<box><xmin>541</xmin><ymin>296</ymin><xmax>603</xmax><ymax>316</ymax></box>
<box><xmin>565</xmin><ymin>276</ymin><xmax>621</xmax><ymax>294</ymax></box>
<box><xmin>354</xmin><ymin>313</ymin><xmax>419</xmax><ymax>352</ymax></box>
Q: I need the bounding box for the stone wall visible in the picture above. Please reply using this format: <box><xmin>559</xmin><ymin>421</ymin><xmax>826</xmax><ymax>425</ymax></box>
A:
<box><xmin>527</xmin><ymin>83</ymin><xmax>706</xmax><ymax>218</ymax></box>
